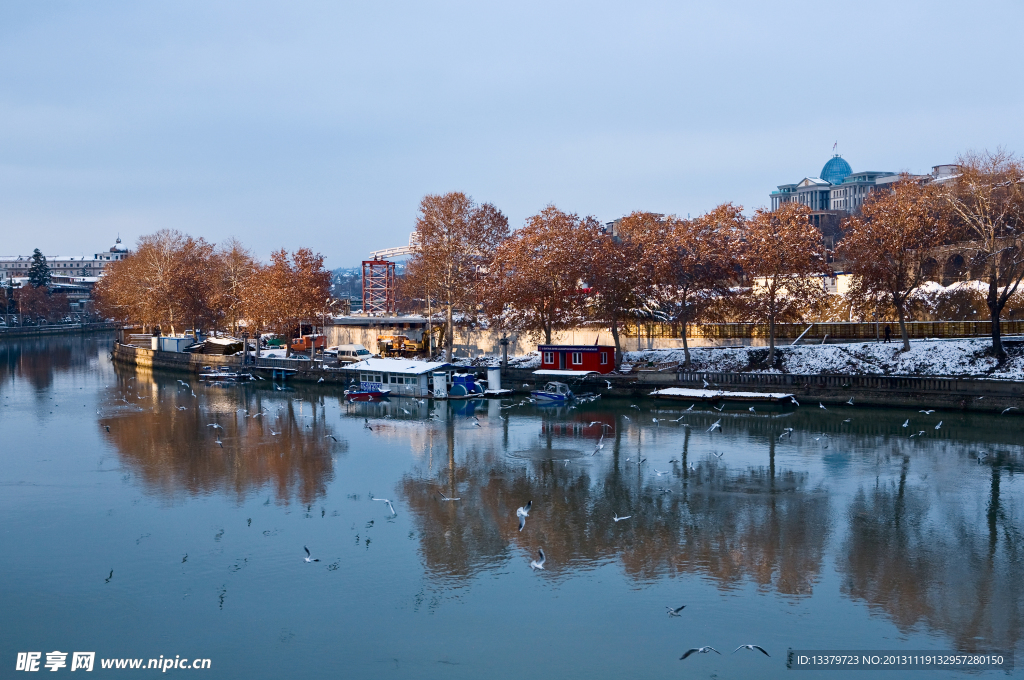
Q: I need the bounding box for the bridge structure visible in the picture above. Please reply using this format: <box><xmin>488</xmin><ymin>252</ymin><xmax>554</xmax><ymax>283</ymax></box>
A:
<box><xmin>369</xmin><ymin>232</ymin><xmax>420</xmax><ymax>261</ymax></box>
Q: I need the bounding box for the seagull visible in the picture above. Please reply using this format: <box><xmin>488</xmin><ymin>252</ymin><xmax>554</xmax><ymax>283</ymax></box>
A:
<box><xmin>685</xmin><ymin>404</ymin><xmax>694</xmax><ymax>412</ymax></box>
<box><xmin>303</xmin><ymin>546</ymin><xmax>319</xmax><ymax>563</ymax></box>
<box><xmin>702</xmin><ymin>379</ymin><xmax>709</xmax><ymax>388</ymax></box>
<box><xmin>317</xmin><ymin>377</ymin><xmax>324</xmax><ymax>383</ymax></box>
<box><xmin>364</xmin><ymin>419</ymin><xmax>373</xmax><ymax>432</ymax></box>
<box><xmin>654</xmin><ymin>469</ymin><xmax>669</xmax><ymax>476</ymax></box>
<box><xmin>591</xmin><ymin>435</ymin><xmax>605</xmax><ymax>456</ymax></box>
<box><xmin>712</xmin><ymin>451</ymin><xmax>723</xmax><ymax>458</ymax></box>
<box><xmin>105</xmin><ymin>569</ymin><xmax>113</xmax><ymax>583</ymax></box>
<box><xmin>1002</xmin><ymin>407</ymin><xmax>1018</xmax><ymax>414</ymax></box>
<box><xmin>672</xmin><ymin>415</ymin><xmax>686</xmax><ymax>422</ymax></box>
<box><xmin>270</xmin><ymin>429</ymin><xmax>280</xmax><ymax>436</ymax></box>
<box><xmin>438</xmin><ymin>491</ymin><xmax>461</xmax><ymax>501</ymax></box>
<box><xmin>779</xmin><ymin>428</ymin><xmax>793</xmax><ymax>440</ymax></box>
<box><xmin>819</xmin><ymin>403</ymin><xmax>827</xmax><ymax>410</ymax></box>
<box><xmin>613</xmin><ymin>513</ymin><xmax>632</xmax><ymax>522</ymax></box>
<box><xmin>935</xmin><ymin>420</ymin><xmax>942</xmax><ymax>430</ymax></box>
<box><xmin>680</xmin><ymin>647</ymin><xmax>721</xmax><ymax>660</ymax></box>
<box><xmin>977</xmin><ymin>453</ymin><xmax>988</xmax><ymax>463</ymax></box>
<box><xmin>104</xmin><ymin>425</ymin><xmax>110</xmax><ymax>432</ymax></box>
<box><xmin>371</xmin><ymin>496</ymin><xmax>396</xmax><ymax>515</ymax></box>
<box><xmin>666</xmin><ymin>605</ymin><xmax>686</xmax><ymax>617</ymax></box>
<box><xmin>401</xmin><ymin>408</ymin><xmax>410</xmax><ymax>414</ymax></box>
<box><xmin>529</xmin><ymin>548</ymin><xmax>546</xmax><ymax>570</ymax></box>
<box><xmin>516</xmin><ymin>501</ymin><xmax>532</xmax><ymax>531</ymax></box>
<box><xmin>707</xmin><ymin>419</ymin><xmax>721</xmax><ymax>433</ymax></box>
<box><xmin>790</xmin><ymin>396</ymin><xmax>800</xmax><ymax>406</ymax></box>
<box><xmin>474</xmin><ymin>421</ymin><xmax>482</xmax><ymax>427</ymax></box>
<box><xmin>207</xmin><ymin>423</ymin><xmax>223</xmax><ymax>430</ymax></box>
<box><xmin>325</xmin><ymin>434</ymin><xmax>338</xmax><ymax>442</ymax></box>
<box><xmin>843</xmin><ymin>418</ymin><xmax>851</xmax><ymax>423</ymax></box>
<box><xmin>748</xmin><ymin>406</ymin><xmax>755</xmax><ymax>413</ymax></box>
<box><xmin>733</xmin><ymin>645</ymin><xmax>770</xmax><ymax>657</ymax></box>
<box><xmin>214</xmin><ymin>438</ymin><xmax>223</xmax><ymax>448</ymax></box>
<box><xmin>630</xmin><ymin>404</ymin><xmax>640</xmax><ymax>410</ymax></box>
<box><xmin>846</xmin><ymin>397</ymin><xmax>854</xmax><ymax>405</ymax></box>
<box><xmin>712</xmin><ymin>403</ymin><xmax>724</xmax><ymax>412</ymax></box>
<box><xmin>623</xmin><ymin>415</ymin><xmax>630</xmax><ymax>422</ymax></box>
<box><xmin>177</xmin><ymin>406</ymin><xmax>187</xmax><ymax>411</ymax></box>
<box><xmin>920</xmin><ymin>409</ymin><xmax>935</xmax><ymax>414</ymax></box>
<box><xmin>652</xmin><ymin>418</ymin><xmax>661</xmax><ymax>425</ymax></box>
<box><xmin>902</xmin><ymin>419</ymin><xmax>909</xmax><ymax>428</ymax></box>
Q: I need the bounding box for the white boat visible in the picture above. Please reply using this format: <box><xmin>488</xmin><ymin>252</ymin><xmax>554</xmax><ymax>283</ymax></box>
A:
<box><xmin>531</xmin><ymin>381</ymin><xmax>574</xmax><ymax>402</ymax></box>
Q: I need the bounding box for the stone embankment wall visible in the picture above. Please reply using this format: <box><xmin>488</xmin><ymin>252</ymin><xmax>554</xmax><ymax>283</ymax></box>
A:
<box><xmin>112</xmin><ymin>343</ymin><xmax>1024</xmax><ymax>413</ymax></box>
<box><xmin>0</xmin><ymin>322</ymin><xmax>117</xmax><ymax>339</ymax></box>
<box><xmin>504</xmin><ymin>368</ymin><xmax>1024</xmax><ymax>414</ymax></box>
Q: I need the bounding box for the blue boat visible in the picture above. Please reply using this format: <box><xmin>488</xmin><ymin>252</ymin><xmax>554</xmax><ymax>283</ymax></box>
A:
<box><xmin>531</xmin><ymin>381</ymin><xmax>574</xmax><ymax>402</ymax></box>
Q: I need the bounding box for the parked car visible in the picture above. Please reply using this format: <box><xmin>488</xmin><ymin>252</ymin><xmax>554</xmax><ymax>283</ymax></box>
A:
<box><xmin>325</xmin><ymin>343</ymin><xmax>373</xmax><ymax>363</ymax></box>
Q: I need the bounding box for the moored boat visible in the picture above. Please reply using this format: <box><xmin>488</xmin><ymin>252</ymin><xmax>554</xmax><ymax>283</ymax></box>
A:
<box><xmin>531</xmin><ymin>381</ymin><xmax>574</xmax><ymax>402</ymax></box>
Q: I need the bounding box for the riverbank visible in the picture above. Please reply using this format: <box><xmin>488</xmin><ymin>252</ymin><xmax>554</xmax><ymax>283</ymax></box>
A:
<box><xmin>0</xmin><ymin>322</ymin><xmax>117</xmax><ymax>339</ymax></box>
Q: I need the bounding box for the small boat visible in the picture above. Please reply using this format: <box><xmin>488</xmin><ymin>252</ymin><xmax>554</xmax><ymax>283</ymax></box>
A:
<box><xmin>199</xmin><ymin>366</ymin><xmax>252</xmax><ymax>381</ymax></box>
<box><xmin>344</xmin><ymin>386</ymin><xmax>391</xmax><ymax>402</ymax></box>
<box><xmin>531</xmin><ymin>381</ymin><xmax>574</xmax><ymax>402</ymax></box>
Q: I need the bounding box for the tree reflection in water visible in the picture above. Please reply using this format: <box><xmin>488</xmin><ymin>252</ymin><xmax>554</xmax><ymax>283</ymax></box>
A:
<box><xmin>100</xmin><ymin>369</ymin><xmax>343</xmax><ymax>506</ymax></box>
<box><xmin>841</xmin><ymin>448</ymin><xmax>1024</xmax><ymax>652</ymax></box>
<box><xmin>401</xmin><ymin>410</ymin><xmax>829</xmax><ymax>596</ymax></box>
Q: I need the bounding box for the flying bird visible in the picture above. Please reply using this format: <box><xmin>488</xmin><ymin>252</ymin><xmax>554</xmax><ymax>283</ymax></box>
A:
<box><xmin>317</xmin><ymin>377</ymin><xmax>324</xmax><ymax>383</ymax></box>
<box><xmin>104</xmin><ymin>425</ymin><xmax>110</xmax><ymax>432</ymax></box>
<box><xmin>438</xmin><ymin>491</ymin><xmax>461</xmax><ymax>501</ymax></box>
<box><xmin>1002</xmin><ymin>407</ymin><xmax>1018</xmax><ymax>414</ymax></box>
<box><xmin>712</xmin><ymin>404</ymin><xmax>724</xmax><ymax>412</ymax></box>
<box><xmin>666</xmin><ymin>605</ymin><xmax>686</xmax><ymax>617</ymax></box>
<box><xmin>207</xmin><ymin>423</ymin><xmax>223</xmax><ymax>430</ymax></box>
<box><xmin>902</xmin><ymin>419</ymin><xmax>909</xmax><ymax>428</ymax></box>
<box><xmin>325</xmin><ymin>434</ymin><xmax>338</xmax><ymax>441</ymax></box>
<box><xmin>790</xmin><ymin>396</ymin><xmax>800</xmax><ymax>406</ymax></box>
<box><xmin>819</xmin><ymin>403</ymin><xmax>827</xmax><ymax>410</ymax></box>
<box><xmin>605</xmin><ymin>380</ymin><xmax>612</xmax><ymax>389</ymax></box>
<box><xmin>920</xmin><ymin>409</ymin><xmax>935</xmax><ymax>414</ymax></box>
<box><xmin>270</xmin><ymin>429</ymin><xmax>280</xmax><ymax>436</ymax></box>
<box><xmin>843</xmin><ymin>418</ymin><xmax>852</xmax><ymax>423</ymax></box>
<box><xmin>707</xmin><ymin>419</ymin><xmax>721</xmax><ymax>433</ymax></box>
<box><xmin>214</xmin><ymin>438</ymin><xmax>223</xmax><ymax>448</ymax></box>
<box><xmin>104</xmin><ymin>569</ymin><xmax>113</xmax><ymax>583</ymax></box>
<box><xmin>846</xmin><ymin>397</ymin><xmax>854</xmax><ymax>405</ymax></box>
<box><xmin>364</xmin><ymin>419</ymin><xmax>373</xmax><ymax>432</ymax></box>
<box><xmin>303</xmin><ymin>546</ymin><xmax>319</xmax><ymax>563</ymax></box>
<box><xmin>529</xmin><ymin>548</ymin><xmax>546</xmax><ymax>570</ymax></box>
<box><xmin>680</xmin><ymin>647</ymin><xmax>721</xmax><ymax>660</ymax></box>
<box><xmin>935</xmin><ymin>420</ymin><xmax>942</xmax><ymax>430</ymax></box>
<box><xmin>371</xmin><ymin>496</ymin><xmax>397</xmax><ymax>515</ymax></box>
<box><xmin>733</xmin><ymin>645</ymin><xmax>770</xmax><ymax>657</ymax></box>
<box><xmin>516</xmin><ymin>501</ymin><xmax>532</xmax><ymax>531</ymax></box>
<box><xmin>613</xmin><ymin>513</ymin><xmax>632</xmax><ymax>522</ymax></box>
<box><xmin>748</xmin><ymin>406</ymin><xmax>755</xmax><ymax>413</ymax></box>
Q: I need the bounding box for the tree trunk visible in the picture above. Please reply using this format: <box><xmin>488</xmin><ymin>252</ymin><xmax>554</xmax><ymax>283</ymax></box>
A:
<box><xmin>681</xmin><ymin>321</ymin><xmax>691</xmax><ymax>368</ymax></box>
<box><xmin>445</xmin><ymin>304</ymin><xmax>454</xmax><ymax>362</ymax></box>
<box><xmin>767</xmin><ymin>315</ymin><xmax>776</xmax><ymax>366</ymax></box>
<box><xmin>896</xmin><ymin>302</ymin><xmax>910</xmax><ymax>352</ymax></box>
<box><xmin>610</xmin><ymin>318</ymin><xmax>622</xmax><ymax>368</ymax></box>
<box><xmin>988</xmin><ymin>277</ymin><xmax>1005</xmax><ymax>359</ymax></box>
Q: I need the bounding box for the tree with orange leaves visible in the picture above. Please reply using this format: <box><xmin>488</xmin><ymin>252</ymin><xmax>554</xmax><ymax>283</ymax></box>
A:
<box><xmin>589</xmin><ymin>212</ymin><xmax>664</xmax><ymax>366</ymax></box>
<box><xmin>738</xmin><ymin>203</ymin><xmax>829</xmax><ymax>365</ymax></box>
<box><xmin>656</xmin><ymin>205</ymin><xmax>741</xmax><ymax>368</ymax></box>
<box><xmin>486</xmin><ymin>205</ymin><xmax>600</xmax><ymax>344</ymax></box>
<box><xmin>403</xmin><ymin>192</ymin><xmax>508</xmax><ymax>361</ymax></box>
<box><xmin>839</xmin><ymin>176</ymin><xmax>947</xmax><ymax>351</ymax></box>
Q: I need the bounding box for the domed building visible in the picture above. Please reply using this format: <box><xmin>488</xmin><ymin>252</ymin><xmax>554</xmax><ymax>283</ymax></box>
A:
<box><xmin>820</xmin><ymin>155</ymin><xmax>852</xmax><ymax>185</ymax></box>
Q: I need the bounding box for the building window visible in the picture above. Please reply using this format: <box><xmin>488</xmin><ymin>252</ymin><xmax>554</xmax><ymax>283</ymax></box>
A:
<box><xmin>571</xmin><ymin>352</ymin><xmax>582</xmax><ymax>365</ymax></box>
<box><xmin>543</xmin><ymin>352</ymin><xmax>554</xmax><ymax>364</ymax></box>
<box><xmin>600</xmin><ymin>352</ymin><xmax>608</xmax><ymax>365</ymax></box>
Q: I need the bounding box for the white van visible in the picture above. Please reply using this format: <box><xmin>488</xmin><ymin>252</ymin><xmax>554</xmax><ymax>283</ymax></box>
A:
<box><xmin>325</xmin><ymin>344</ymin><xmax>374</xmax><ymax>363</ymax></box>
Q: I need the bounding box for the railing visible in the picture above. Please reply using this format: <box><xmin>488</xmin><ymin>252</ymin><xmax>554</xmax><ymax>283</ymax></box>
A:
<box><xmin>665</xmin><ymin>371</ymin><xmax>1024</xmax><ymax>395</ymax></box>
<box><xmin>623</xmin><ymin>320</ymin><xmax>1024</xmax><ymax>340</ymax></box>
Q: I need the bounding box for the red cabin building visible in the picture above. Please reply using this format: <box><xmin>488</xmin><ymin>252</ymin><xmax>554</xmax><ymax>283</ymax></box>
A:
<box><xmin>538</xmin><ymin>345</ymin><xmax>616</xmax><ymax>374</ymax></box>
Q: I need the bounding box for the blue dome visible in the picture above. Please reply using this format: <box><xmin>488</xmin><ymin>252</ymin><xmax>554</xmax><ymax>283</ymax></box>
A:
<box><xmin>821</xmin><ymin>155</ymin><xmax>852</xmax><ymax>185</ymax></box>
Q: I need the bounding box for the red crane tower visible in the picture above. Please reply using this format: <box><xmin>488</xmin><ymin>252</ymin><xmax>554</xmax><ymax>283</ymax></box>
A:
<box><xmin>361</xmin><ymin>260</ymin><xmax>396</xmax><ymax>315</ymax></box>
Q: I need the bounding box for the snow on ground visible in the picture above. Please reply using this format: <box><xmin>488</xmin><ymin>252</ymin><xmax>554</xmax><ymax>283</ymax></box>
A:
<box><xmin>451</xmin><ymin>338</ymin><xmax>1024</xmax><ymax>380</ymax></box>
<box><xmin>624</xmin><ymin>337</ymin><xmax>1024</xmax><ymax>380</ymax></box>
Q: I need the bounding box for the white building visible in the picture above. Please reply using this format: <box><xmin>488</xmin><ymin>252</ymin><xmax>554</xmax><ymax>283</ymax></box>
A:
<box><xmin>0</xmin><ymin>237</ymin><xmax>130</xmax><ymax>280</ymax></box>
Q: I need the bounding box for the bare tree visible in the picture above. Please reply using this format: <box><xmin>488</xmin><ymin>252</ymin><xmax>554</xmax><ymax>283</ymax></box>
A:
<box><xmin>214</xmin><ymin>238</ymin><xmax>256</xmax><ymax>335</ymax></box>
<box><xmin>739</xmin><ymin>203</ymin><xmax>829</xmax><ymax>365</ymax></box>
<box><xmin>404</xmin><ymin>192</ymin><xmax>508</xmax><ymax>361</ymax></box>
<box><xmin>839</xmin><ymin>176</ymin><xmax>947</xmax><ymax>351</ymax></box>
<box><xmin>940</xmin><ymin>149</ymin><xmax>1024</xmax><ymax>358</ymax></box>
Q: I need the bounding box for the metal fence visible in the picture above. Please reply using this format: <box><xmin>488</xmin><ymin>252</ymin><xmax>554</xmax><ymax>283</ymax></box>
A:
<box><xmin>623</xmin><ymin>320</ymin><xmax>1024</xmax><ymax>341</ymax></box>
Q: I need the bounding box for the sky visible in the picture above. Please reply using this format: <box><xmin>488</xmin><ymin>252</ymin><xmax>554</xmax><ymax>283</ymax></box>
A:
<box><xmin>1</xmin><ymin>1</ymin><xmax>1022</xmax><ymax>268</ymax></box>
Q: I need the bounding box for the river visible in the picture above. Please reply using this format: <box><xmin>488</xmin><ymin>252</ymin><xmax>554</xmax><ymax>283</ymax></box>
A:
<box><xmin>2</xmin><ymin>334</ymin><xmax>1022</xmax><ymax>678</ymax></box>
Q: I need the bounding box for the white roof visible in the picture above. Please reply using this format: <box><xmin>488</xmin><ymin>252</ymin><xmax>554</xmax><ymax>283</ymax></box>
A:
<box><xmin>345</xmin><ymin>358</ymin><xmax>452</xmax><ymax>375</ymax></box>
<box><xmin>533</xmin><ymin>369</ymin><xmax>598</xmax><ymax>376</ymax></box>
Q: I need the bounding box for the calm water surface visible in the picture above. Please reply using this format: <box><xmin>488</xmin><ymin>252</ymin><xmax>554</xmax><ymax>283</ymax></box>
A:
<box><xmin>3</xmin><ymin>335</ymin><xmax>1023</xmax><ymax>678</ymax></box>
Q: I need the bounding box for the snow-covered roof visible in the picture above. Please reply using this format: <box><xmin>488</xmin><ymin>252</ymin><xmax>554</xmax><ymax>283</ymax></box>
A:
<box><xmin>343</xmin><ymin>358</ymin><xmax>453</xmax><ymax>375</ymax></box>
<box><xmin>650</xmin><ymin>387</ymin><xmax>795</xmax><ymax>400</ymax></box>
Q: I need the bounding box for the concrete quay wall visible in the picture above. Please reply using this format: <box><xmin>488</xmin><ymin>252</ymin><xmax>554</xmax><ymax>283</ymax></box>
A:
<box><xmin>0</xmin><ymin>322</ymin><xmax>117</xmax><ymax>339</ymax></box>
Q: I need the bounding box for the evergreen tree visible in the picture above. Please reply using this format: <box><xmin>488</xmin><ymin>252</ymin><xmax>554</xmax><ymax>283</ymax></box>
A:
<box><xmin>28</xmin><ymin>248</ymin><xmax>51</xmax><ymax>288</ymax></box>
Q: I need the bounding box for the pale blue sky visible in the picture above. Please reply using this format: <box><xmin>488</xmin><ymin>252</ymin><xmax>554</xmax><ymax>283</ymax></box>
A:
<box><xmin>1</xmin><ymin>1</ymin><xmax>1022</xmax><ymax>267</ymax></box>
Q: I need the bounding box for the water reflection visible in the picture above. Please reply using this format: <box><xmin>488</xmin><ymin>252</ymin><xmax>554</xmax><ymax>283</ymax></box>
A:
<box><xmin>100</xmin><ymin>367</ymin><xmax>343</xmax><ymax>505</ymax></box>
<box><xmin>841</xmin><ymin>456</ymin><xmax>1024</xmax><ymax>651</ymax></box>
<box><xmin>400</xmin><ymin>414</ymin><xmax>829</xmax><ymax>596</ymax></box>
<box><xmin>0</xmin><ymin>333</ymin><xmax>110</xmax><ymax>390</ymax></box>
